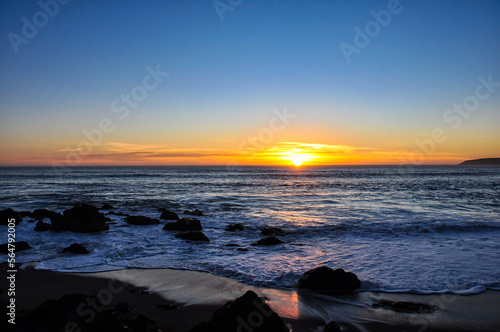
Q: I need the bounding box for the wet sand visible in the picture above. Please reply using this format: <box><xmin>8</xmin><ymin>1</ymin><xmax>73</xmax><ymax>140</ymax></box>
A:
<box><xmin>2</xmin><ymin>263</ymin><xmax>500</xmax><ymax>331</ymax></box>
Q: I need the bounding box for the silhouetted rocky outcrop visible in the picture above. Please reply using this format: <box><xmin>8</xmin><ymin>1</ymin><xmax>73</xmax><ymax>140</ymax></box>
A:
<box><xmin>125</xmin><ymin>215</ymin><xmax>160</xmax><ymax>225</ymax></box>
<box><xmin>62</xmin><ymin>243</ymin><xmax>90</xmax><ymax>254</ymax></box>
<box><xmin>34</xmin><ymin>220</ymin><xmax>51</xmax><ymax>231</ymax></box>
<box><xmin>251</xmin><ymin>236</ymin><xmax>284</xmax><ymax>246</ymax></box>
<box><xmin>50</xmin><ymin>204</ymin><xmax>109</xmax><ymax>233</ymax></box>
<box><xmin>32</xmin><ymin>208</ymin><xmax>60</xmax><ymax>219</ymax></box>
<box><xmin>160</xmin><ymin>210</ymin><xmax>179</xmax><ymax>220</ymax></box>
<box><xmin>0</xmin><ymin>208</ymin><xmax>22</xmax><ymax>225</ymax></box>
<box><xmin>163</xmin><ymin>217</ymin><xmax>202</xmax><ymax>231</ymax></box>
<box><xmin>0</xmin><ymin>241</ymin><xmax>32</xmax><ymax>253</ymax></box>
<box><xmin>225</xmin><ymin>223</ymin><xmax>244</xmax><ymax>232</ymax></box>
<box><xmin>261</xmin><ymin>227</ymin><xmax>286</xmax><ymax>236</ymax></box>
<box><xmin>175</xmin><ymin>231</ymin><xmax>210</xmax><ymax>242</ymax></box>
<box><xmin>459</xmin><ymin>158</ymin><xmax>500</xmax><ymax>166</ymax></box>
<box><xmin>183</xmin><ymin>209</ymin><xmax>204</xmax><ymax>216</ymax></box>
<box><xmin>99</xmin><ymin>203</ymin><xmax>115</xmax><ymax>210</ymax></box>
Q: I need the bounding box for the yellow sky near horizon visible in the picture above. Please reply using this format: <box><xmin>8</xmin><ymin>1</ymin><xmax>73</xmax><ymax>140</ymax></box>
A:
<box><xmin>0</xmin><ymin>140</ymin><xmax>473</xmax><ymax>167</ymax></box>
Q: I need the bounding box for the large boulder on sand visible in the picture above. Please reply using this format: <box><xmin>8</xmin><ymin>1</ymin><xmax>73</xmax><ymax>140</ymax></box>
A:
<box><xmin>295</xmin><ymin>266</ymin><xmax>360</xmax><ymax>292</ymax></box>
<box><xmin>160</xmin><ymin>210</ymin><xmax>179</xmax><ymax>220</ymax></box>
<box><xmin>189</xmin><ymin>290</ymin><xmax>289</xmax><ymax>332</ymax></box>
<box><xmin>0</xmin><ymin>208</ymin><xmax>22</xmax><ymax>225</ymax></box>
<box><xmin>163</xmin><ymin>217</ymin><xmax>202</xmax><ymax>231</ymax></box>
<box><xmin>125</xmin><ymin>215</ymin><xmax>160</xmax><ymax>225</ymax></box>
<box><xmin>50</xmin><ymin>204</ymin><xmax>109</xmax><ymax>233</ymax></box>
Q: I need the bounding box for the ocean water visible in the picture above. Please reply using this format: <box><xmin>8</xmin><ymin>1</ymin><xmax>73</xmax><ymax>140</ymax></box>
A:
<box><xmin>1</xmin><ymin>165</ymin><xmax>499</xmax><ymax>294</ymax></box>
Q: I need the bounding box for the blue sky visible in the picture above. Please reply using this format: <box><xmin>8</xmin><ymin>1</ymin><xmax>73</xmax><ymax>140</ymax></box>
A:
<box><xmin>0</xmin><ymin>0</ymin><xmax>499</xmax><ymax>165</ymax></box>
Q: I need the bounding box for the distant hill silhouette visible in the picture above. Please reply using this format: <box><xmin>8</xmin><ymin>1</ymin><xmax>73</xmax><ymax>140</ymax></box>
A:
<box><xmin>459</xmin><ymin>158</ymin><xmax>500</xmax><ymax>166</ymax></box>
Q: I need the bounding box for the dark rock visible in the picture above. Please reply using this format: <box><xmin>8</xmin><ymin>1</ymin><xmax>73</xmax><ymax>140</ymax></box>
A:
<box><xmin>20</xmin><ymin>211</ymin><xmax>34</xmax><ymax>218</ymax></box>
<box><xmin>163</xmin><ymin>217</ymin><xmax>202</xmax><ymax>231</ymax></box>
<box><xmin>225</xmin><ymin>223</ymin><xmax>244</xmax><ymax>232</ymax></box>
<box><xmin>34</xmin><ymin>220</ymin><xmax>51</xmax><ymax>231</ymax></box>
<box><xmin>0</xmin><ymin>208</ymin><xmax>22</xmax><ymax>225</ymax></box>
<box><xmin>156</xmin><ymin>303</ymin><xmax>178</xmax><ymax>310</ymax></box>
<box><xmin>50</xmin><ymin>204</ymin><xmax>109</xmax><ymax>233</ymax></box>
<box><xmin>251</xmin><ymin>236</ymin><xmax>284</xmax><ymax>246</ymax></box>
<box><xmin>160</xmin><ymin>209</ymin><xmax>179</xmax><ymax>220</ymax></box>
<box><xmin>125</xmin><ymin>215</ymin><xmax>160</xmax><ymax>225</ymax></box>
<box><xmin>175</xmin><ymin>231</ymin><xmax>210</xmax><ymax>242</ymax></box>
<box><xmin>324</xmin><ymin>321</ymin><xmax>342</xmax><ymax>332</ymax></box>
<box><xmin>27</xmin><ymin>294</ymin><xmax>161</xmax><ymax>332</ymax></box>
<box><xmin>33</xmin><ymin>208</ymin><xmax>60</xmax><ymax>219</ymax></box>
<box><xmin>62</xmin><ymin>243</ymin><xmax>90</xmax><ymax>254</ymax></box>
<box><xmin>237</xmin><ymin>248</ymin><xmax>249</xmax><ymax>252</ymax></box>
<box><xmin>0</xmin><ymin>241</ymin><xmax>32</xmax><ymax>253</ymax></box>
<box><xmin>183</xmin><ymin>209</ymin><xmax>204</xmax><ymax>216</ymax></box>
<box><xmin>49</xmin><ymin>212</ymin><xmax>68</xmax><ymax>231</ymax></box>
<box><xmin>189</xmin><ymin>290</ymin><xmax>289</xmax><ymax>332</ymax></box>
<box><xmin>296</xmin><ymin>266</ymin><xmax>360</xmax><ymax>292</ymax></box>
<box><xmin>261</xmin><ymin>227</ymin><xmax>286</xmax><ymax>236</ymax></box>
<box><xmin>100</xmin><ymin>203</ymin><xmax>115</xmax><ymax>210</ymax></box>
<box><xmin>372</xmin><ymin>300</ymin><xmax>436</xmax><ymax>313</ymax></box>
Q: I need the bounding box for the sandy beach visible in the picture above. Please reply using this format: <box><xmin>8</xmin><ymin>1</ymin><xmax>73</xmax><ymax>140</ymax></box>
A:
<box><xmin>2</xmin><ymin>263</ymin><xmax>500</xmax><ymax>332</ymax></box>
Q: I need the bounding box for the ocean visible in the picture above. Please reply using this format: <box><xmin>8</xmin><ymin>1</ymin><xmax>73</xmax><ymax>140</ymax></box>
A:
<box><xmin>1</xmin><ymin>165</ymin><xmax>499</xmax><ymax>294</ymax></box>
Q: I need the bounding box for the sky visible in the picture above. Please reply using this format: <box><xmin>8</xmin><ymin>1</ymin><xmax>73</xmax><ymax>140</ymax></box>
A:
<box><xmin>0</xmin><ymin>0</ymin><xmax>499</xmax><ymax>166</ymax></box>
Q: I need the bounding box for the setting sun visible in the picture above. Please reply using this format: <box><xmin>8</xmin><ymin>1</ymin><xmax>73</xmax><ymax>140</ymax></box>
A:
<box><xmin>278</xmin><ymin>149</ymin><xmax>317</xmax><ymax>167</ymax></box>
<box><xmin>290</xmin><ymin>155</ymin><xmax>307</xmax><ymax>167</ymax></box>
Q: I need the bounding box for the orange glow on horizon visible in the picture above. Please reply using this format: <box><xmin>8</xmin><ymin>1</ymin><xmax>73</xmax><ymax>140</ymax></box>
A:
<box><xmin>0</xmin><ymin>140</ymin><xmax>472</xmax><ymax>166</ymax></box>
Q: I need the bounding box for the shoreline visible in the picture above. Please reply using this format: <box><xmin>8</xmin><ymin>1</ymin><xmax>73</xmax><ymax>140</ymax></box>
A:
<box><xmin>2</xmin><ymin>263</ymin><xmax>500</xmax><ymax>331</ymax></box>
<box><xmin>29</xmin><ymin>263</ymin><xmax>500</xmax><ymax>296</ymax></box>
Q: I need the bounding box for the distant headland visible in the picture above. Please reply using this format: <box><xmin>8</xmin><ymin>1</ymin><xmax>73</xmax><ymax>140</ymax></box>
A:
<box><xmin>459</xmin><ymin>158</ymin><xmax>500</xmax><ymax>166</ymax></box>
